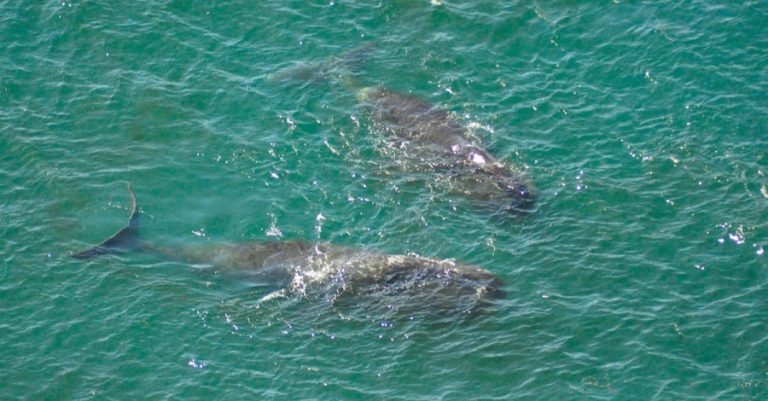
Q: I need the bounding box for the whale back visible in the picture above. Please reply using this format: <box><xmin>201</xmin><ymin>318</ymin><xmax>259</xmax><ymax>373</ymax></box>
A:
<box><xmin>358</xmin><ymin>87</ymin><xmax>536</xmax><ymax>213</ymax></box>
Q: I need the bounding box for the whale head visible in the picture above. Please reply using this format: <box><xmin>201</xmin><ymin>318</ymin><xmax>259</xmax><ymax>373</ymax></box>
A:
<box><xmin>500</xmin><ymin>178</ymin><xmax>536</xmax><ymax>213</ymax></box>
<box><xmin>449</xmin><ymin>167</ymin><xmax>536</xmax><ymax>215</ymax></box>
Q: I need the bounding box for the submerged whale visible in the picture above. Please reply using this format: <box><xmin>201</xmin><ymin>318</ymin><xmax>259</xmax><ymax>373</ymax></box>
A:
<box><xmin>357</xmin><ymin>87</ymin><xmax>534</xmax><ymax>214</ymax></box>
<box><xmin>271</xmin><ymin>50</ymin><xmax>535</xmax><ymax>214</ymax></box>
<box><xmin>73</xmin><ymin>185</ymin><xmax>504</xmax><ymax>316</ymax></box>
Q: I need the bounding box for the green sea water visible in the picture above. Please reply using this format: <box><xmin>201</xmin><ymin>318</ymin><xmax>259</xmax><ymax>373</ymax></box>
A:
<box><xmin>2</xmin><ymin>1</ymin><xmax>767</xmax><ymax>399</ymax></box>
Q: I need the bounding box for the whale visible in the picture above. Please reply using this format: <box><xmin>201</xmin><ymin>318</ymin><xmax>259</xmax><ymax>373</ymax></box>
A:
<box><xmin>73</xmin><ymin>184</ymin><xmax>504</xmax><ymax>316</ymax></box>
<box><xmin>356</xmin><ymin>86</ymin><xmax>534</xmax><ymax>214</ymax></box>
<box><xmin>270</xmin><ymin>49</ymin><xmax>535</xmax><ymax>215</ymax></box>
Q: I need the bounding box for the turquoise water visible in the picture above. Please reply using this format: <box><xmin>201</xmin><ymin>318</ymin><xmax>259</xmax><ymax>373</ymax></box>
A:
<box><xmin>2</xmin><ymin>0</ymin><xmax>767</xmax><ymax>399</ymax></box>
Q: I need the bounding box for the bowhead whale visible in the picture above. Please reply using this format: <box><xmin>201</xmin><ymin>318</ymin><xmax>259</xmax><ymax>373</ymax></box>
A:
<box><xmin>270</xmin><ymin>49</ymin><xmax>535</xmax><ymax>214</ymax></box>
<box><xmin>357</xmin><ymin>87</ymin><xmax>534</xmax><ymax>214</ymax></box>
<box><xmin>73</xmin><ymin>185</ymin><xmax>504</xmax><ymax>316</ymax></box>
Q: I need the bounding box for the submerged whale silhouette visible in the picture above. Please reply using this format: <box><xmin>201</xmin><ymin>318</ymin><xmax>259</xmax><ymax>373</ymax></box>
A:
<box><xmin>73</xmin><ymin>184</ymin><xmax>504</xmax><ymax>315</ymax></box>
<box><xmin>270</xmin><ymin>48</ymin><xmax>535</xmax><ymax>214</ymax></box>
<box><xmin>357</xmin><ymin>87</ymin><xmax>535</xmax><ymax>214</ymax></box>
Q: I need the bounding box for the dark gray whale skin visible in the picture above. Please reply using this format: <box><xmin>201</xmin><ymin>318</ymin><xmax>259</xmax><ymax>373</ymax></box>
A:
<box><xmin>270</xmin><ymin>50</ymin><xmax>535</xmax><ymax>214</ymax></box>
<box><xmin>357</xmin><ymin>87</ymin><xmax>534</xmax><ymax>214</ymax></box>
<box><xmin>72</xmin><ymin>185</ymin><xmax>504</xmax><ymax>315</ymax></box>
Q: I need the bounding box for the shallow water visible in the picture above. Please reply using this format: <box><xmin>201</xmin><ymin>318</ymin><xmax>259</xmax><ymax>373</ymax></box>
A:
<box><xmin>2</xmin><ymin>1</ymin><xmax>767</xmax><ymax>399</ymax></box>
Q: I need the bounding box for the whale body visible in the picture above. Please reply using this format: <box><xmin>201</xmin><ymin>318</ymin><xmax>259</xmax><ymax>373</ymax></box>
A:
<box><xmin>269</xmin><ymin>49</ymin><xmax>536</xmax><ymax>215</ymax></box>
<box><xmin>357</xmin><ymin>87</ymin><xmax>534</xmax><ymax>214</ymax></box>
<box><xmin>73</xmin><ymin>185</ymin><xmax>504</xmax><ymax>316</ymax></box>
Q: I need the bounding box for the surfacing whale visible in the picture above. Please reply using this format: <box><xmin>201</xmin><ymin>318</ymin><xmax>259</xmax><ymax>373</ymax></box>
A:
<box><xmin>357</xmin><ymin>87</ymin><xmax>534</xmax><ymax>214</ymax></box>
<box><xmin>73</xmin><ymin>185</ymin><xmax>504</xmax><ymax>316</ymax></box>
<box><xmin>270</xmin><ymin>49</ymin><xmax>535</xmax><ymax>214</ymax></box>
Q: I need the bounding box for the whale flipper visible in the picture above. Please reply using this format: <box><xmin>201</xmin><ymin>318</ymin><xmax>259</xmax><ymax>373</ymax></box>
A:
<box><xmin>72</xmin><ymin>184</ymin><xmax>140</xmax><ymax>259</ymax></box>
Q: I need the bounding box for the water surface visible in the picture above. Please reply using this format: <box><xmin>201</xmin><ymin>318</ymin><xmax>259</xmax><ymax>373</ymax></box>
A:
<box><xmin>2</xmin><ymin>1</ymin><xmax>767</xmax><ymax>399</ymax></box>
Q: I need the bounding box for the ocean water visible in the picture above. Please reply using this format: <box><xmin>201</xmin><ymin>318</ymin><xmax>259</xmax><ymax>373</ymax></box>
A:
<box><xmin>2</xmin><ymin>0</ymin><xmax>767</xmax><ymax>399</ymax></box>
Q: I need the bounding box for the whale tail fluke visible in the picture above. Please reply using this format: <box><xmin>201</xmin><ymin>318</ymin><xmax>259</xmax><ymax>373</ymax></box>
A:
<box><xmin>72</xmin><ymin>183</ymin><xmax>141</xmax><ymax>259</ymax></box>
